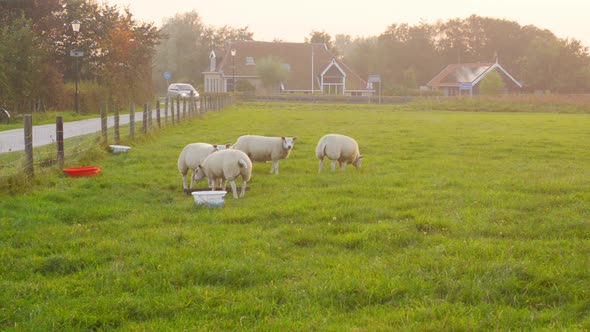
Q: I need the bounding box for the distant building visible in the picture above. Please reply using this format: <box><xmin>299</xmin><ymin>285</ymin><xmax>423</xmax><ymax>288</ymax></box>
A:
<box><xmin>427</xmin><ymin>62</ymin><xmax>522</xmax><ymax>96</ymax></box>
<box><xmin>203</xmin><ymin>41</ymin><xmax>374</xmax><ymax>96</ymax></box>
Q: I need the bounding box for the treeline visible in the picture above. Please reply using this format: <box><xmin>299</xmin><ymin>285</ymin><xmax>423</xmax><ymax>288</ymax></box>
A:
<box><xmin>0</xmin><ymin>0</ymin><xmax>159</xmax><ymax>114</ymax></box>
<box><xmin>2</xmin><ymin>3</ymin><xmax>590</xmax><ymax>115</ymax></box>
<box><xmin>156</xmin><ymin>14</ymin><xmax>590</xmax><ymax>96</ymax></box>
<box><xmin>319</xmin><ymin>15</ymin><xmax>590</xmax><ymax>94</ymax></box>
<box><xmin>152</xmin><ymin>11</ymin><xmax>253</xmax><ymax>93</ymax></box>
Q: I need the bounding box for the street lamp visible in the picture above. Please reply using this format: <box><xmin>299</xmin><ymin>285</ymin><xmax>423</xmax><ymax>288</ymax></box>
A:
<box><xmin>230</xmin><ymin>49</ymin><xmax>236</xmax><ymax>93</ymax></box>
<box><xmin>71</xmin><ymin>20</ymin><xmax>81</xmax><ymax>114</ymax></box>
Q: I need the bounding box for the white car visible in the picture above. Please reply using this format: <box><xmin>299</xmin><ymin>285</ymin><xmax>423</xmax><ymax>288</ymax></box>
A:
<box><xmin>167</xmin><ymin>83</ymin><xmax>199</xmax><ymax>99</ymax></box>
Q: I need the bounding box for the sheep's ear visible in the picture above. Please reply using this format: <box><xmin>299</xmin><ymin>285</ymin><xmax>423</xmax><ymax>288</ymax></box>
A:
<box><xmin>212</xmin><ymin>144</ymin><xmax>218</xmax><ymax>149</ymax></box>
<box><xmin>225</xmin><ymin>144</ymin><xmax>231</xmax><ymax>148</ymax></box>
<box><xmin>292</xmin><ymin>137</ymin><xmax>297</xmax><ymax>141</ymax></box>
<box><xmin>281</xmin><ymin>137</ymin><xmax>286</xmax><ymax>141</ymax></box>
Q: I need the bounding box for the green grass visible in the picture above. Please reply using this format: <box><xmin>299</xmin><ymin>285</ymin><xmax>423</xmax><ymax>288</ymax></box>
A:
<box><xmin>0</xmin><ymin>110</ymin><xmax>110</xmax><ymax>131</ymax></box>
<box><xmin>1</xmin><ymin>102</ymin><xmax>590</xmax><ymax>330</ymax></box>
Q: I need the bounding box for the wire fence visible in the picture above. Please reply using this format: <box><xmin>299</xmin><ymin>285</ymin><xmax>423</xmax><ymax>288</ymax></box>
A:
<box><xmin>0</xmin><ymin>93</ymin><xmax>234</xmax><ymax>193</ymax></box>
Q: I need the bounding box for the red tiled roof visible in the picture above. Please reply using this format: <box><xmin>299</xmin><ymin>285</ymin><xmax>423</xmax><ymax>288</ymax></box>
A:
<box><xmin>214</xmin><ymin>41</ymin><xmax>369</xmax><ymax>91</ymax></box>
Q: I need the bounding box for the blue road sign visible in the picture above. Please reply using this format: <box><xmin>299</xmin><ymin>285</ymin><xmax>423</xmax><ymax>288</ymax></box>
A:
<box><xmin>164</xmin><ymin>72</ymin><xmax>171</xmax><ymax>80</ymax></box>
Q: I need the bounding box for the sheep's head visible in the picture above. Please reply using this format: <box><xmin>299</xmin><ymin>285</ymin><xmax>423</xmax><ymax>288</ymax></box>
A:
<box><xmin>192</xmin><ymin>165</ymin><xmax>206</xmax><ymax>182</ymax></box>
<box><xmin>213</xmin><ymin>144</ymin><xmax>231</xmax><ymax>151</ymax></box>
<box><xmin>281</xmin><ymin>137</ymin><xmax>296</xmax><ymax>150</ymax></box>
<box><xmin>353</xmin><ymin>156</ymin><xmax>363</xmax><ymax>169</ymax></box>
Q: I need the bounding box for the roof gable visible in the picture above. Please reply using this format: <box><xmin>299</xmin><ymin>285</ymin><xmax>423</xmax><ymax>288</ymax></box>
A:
<box><xmin>428</xmin><ymin>62</ymin><xmax>522</xmax><ymax>88</ymax></box>
<box><xmin>321</xmin><ymin>59</ymin><xmax>346</xmax><ymax>78</ymax></box>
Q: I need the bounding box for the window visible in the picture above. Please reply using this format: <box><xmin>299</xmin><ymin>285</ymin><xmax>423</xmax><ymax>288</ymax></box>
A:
<box><xmin>246</xmin><ymin>57</ymin><xmax>255</xmax><ymax>65</ymax></box>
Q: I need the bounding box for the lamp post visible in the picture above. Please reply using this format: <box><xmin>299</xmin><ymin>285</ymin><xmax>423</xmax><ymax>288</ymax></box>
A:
<box><xmin>71</xmin><ymin>20</ymin><xmax>81</xmax><ymax>114</ymax></box>
<box><xmin>230</xmin><ymin>49</ymin><xmax>236</xmax><ymax>93</ymax></box>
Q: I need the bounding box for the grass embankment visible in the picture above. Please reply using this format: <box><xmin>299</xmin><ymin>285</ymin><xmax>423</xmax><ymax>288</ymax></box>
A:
<box><xmin>1</xmin><ymin>103</ymin><xmax>589</xmax><ymax>330</ymax></box>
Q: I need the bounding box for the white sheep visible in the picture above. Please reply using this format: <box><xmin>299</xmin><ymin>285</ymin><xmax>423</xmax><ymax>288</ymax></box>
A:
<box><xmin>193</xmin><ymin>149</ymin><xmax>253</xmax><ymax>199</ymax></box>
<box><xmin>232</xmin><ymin>135</ymin><xmax>296</xmax><ymax>175</ymax></box>
<box><xmin>315</xmin><ymin>134</ymin><xmax>363</xmax><ymax>173</ymax></box>
<box><xmin>177</xmin><ymin>142</ymin><xmax>230</xmax><ymax>190</ymax></box>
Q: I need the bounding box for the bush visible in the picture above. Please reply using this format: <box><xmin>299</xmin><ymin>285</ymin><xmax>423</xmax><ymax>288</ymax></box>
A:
<box><xmin>236</xmin><ymin>80</ymin><xmax>256</xmax><ymax>92</ymax></box>
<box><xmin>56</xmin><ymin>81</ymin><xmax>108</xmax><ymax>114</ymax></box>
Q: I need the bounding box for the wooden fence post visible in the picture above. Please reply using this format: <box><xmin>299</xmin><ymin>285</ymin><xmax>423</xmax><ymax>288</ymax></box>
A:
<box><xmin>164</xmin><ymin>97</ymin><xmax>169</xmax><ymax>125</ymax></box>
<box><xmin>156</xmin><ymin>100</ymin><xmax>161</xmax><ymax>128</ymax></box>
<box><xmin>171</xmin><ymin>97</ymin><xmax>175</xmax><ymax>124</ymax></box>
<box><xmin>24</xmin><ymin>115</ymin><xmax>34</xmax><ymax>178</ymax></box>
<box><xmin>147</xmin><ymin>101</ymin><xmax>152</xmax><ymax>130</ymax></box>
<box><xmin>142</xmin><ymin>103</ymin><xmax>148</xmax><ymax>133</ymax></box>
<box><xmin>129</xmin><ymin>102</ymin><xmax>135</xmax><ymax>140</ymax></box>
<box><xmin>114</xmin><ymin>100</ymin><xmax>120</xmax><ymax>144</ymax></box>
<box><xmin>100</xmin><ymin>103</ymin><xmax>108</xmax><ymax>144</ymax></box>
<box><xmin>176</xmin><ymin>96</ymin><xmax>180</xmax><ymax>121</ymax></box>
<box><xmin>56</xmin><ymin>116</ymin><xmax>64</xmax><ymax>168</ymax></box>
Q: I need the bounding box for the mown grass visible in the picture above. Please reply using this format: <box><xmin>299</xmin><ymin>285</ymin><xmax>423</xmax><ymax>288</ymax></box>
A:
<box><xmin>1</xmin><ymin>102</ymin><xmax>589</xmax><ymax>330</ymax></box>
<box><xmin>0</xmin><ymin>110</ymin><xmax>110</xmax><ymax>131</ymax></box>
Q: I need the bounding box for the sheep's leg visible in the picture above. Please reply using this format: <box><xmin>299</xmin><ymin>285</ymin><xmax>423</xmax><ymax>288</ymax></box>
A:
<box><xmin>229</xmin><ymin>180</ymin><xmax>239</xmax><ymax>199</ymax></box>
<box><xmin>272</xmin><ymin>160</ymin><xmax>279</xmax><ymax>175</ymax></box>
<box><xmin>188</xmin><ymin>174</ymin><xmax>194</xmax><ymax>189</ymax></box>
<box><xmin>318</xmin><ymin>158</ymin><xmax>324</xmax><ymax>173</ymax></box>
<box><xmin>208</xmin><ymin>178</ymin><xmax>216</xmax><ymax>191</ymax></box>
<box><xmin>331</xmin><ymin>160</ymin><xmax>337</xmax><ymax>172</ymax></box>
<box><xmin>240</xmin><ymin>180</ymin><xmax>247</xmax><ymax>198</ymax></box>
<box><xmin>342</xmin><ymin>161</ymin><xmax>348</xmax><ymax>170</ymax></box>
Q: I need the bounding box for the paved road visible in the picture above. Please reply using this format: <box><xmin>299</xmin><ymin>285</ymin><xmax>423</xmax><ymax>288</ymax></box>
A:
<box><xmin>0</xmin><ymin>111</ymin><xmax>160</xmax><ymax>154</ymax></box>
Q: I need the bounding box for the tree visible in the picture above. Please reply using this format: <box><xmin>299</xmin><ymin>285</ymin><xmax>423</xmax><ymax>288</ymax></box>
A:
<box><xmin>305</xmin><ymin>30</ymin><xmax>337</xmax><ymax>55</ymax></box>
<box><xmin>479</xmin><ymin>70</ymin><xmax>505</xmax><ymax>95</ymax></box>
<box><xmin>154</xmin><ymin>11</ymin><xmax>207</xmax><ymax>92</ymax></box>
<box><xmin>401</xmin><ymin>66</ymin><xmax>418</xmax><ymax>89</ymax></box>
<box><xmin>256</xmin><ymin>56</ymin><xmax>288</xmax><ymax>94</ymax></box>
<box><xmin>0</xmin><ymin>17</ymin><xmax>57</xmax><ymax>111</ymax></box>
<box><xmin>339</xmin><ymin>36</ymin><xmax>379</xmax><ymax>81</ymax></box>
<box><xmin>153</xmin><ymin>11</ymin><xmax>253</xmax><ymax>93</ymax></box>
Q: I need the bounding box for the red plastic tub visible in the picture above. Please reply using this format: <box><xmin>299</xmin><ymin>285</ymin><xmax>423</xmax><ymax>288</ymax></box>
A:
<box><xmin>63</xmin><ymin>166</ymin><xmax>101</xmax><ymax>177</ymax></box>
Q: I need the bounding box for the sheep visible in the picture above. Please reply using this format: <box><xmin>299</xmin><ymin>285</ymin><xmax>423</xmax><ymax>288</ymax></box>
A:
<box><xmin>177</xmin><ymin>142</ymin><xmax>230</xmax><ymax>190</ymax></box>
<box><xmin>315</xmin><ymin>134</ymin><xmax>363</xmax><ymax>173</ymax></box>
<box><xmin>192</xmin><ymin>149</ymin><xmax>253</xmax><ymax>199</ymax></box>
<box><xmin>232</xmin><ymin>135</ymin><xmax>296</xmax><ymax>175</ymax></box>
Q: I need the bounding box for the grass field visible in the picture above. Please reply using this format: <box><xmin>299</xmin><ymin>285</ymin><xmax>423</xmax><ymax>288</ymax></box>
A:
<box><xmin>1</xmin><ymin>102</ymin><xmax>589</xmax><ymax>330</ymax></box>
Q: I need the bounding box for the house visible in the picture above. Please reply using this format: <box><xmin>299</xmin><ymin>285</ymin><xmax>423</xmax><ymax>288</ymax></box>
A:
<box><xmin>203</xmin><ymin>41</ymin><xmax>373</xmax><ymax>96</ymax></box>
<box><xmin>427</xmin><ymin>62</ymin><xmax>522</xmax><ymax>96</ymax></box>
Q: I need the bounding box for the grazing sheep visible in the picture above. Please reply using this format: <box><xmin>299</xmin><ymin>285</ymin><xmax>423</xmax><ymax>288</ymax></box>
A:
<box><xmin>232</xmin><ymin>135</ymin><xmax>296</xmax><ymax>175</ymax></box>
<box><xmin>177</xmin><ymin>143</ymin><xmax>230</xmax><ymax>190</ymax></box>
<box><xmin>315</xmin><ymin>134</ymin><xmax>363</xmax><ymax>173</ymax></box>
<box><xmin>193</xmin><ymin>149</ymin><xmax>253</xmax><ymax>199</ymax></box>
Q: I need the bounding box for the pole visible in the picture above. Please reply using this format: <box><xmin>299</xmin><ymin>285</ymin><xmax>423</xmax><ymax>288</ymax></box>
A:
<box><xmin>311</xmin><ymin>44</ymin><xmax>314</xmax><ymax>94</ymax></box>
<box><xmin>233</xmin><ymin>55</ymin><xmax>236</xmax><ymax>93</ymax></box>
<box><xmin>75</xmin><ymin>56</ymin><xmax>79</xmax><ymax>114</ymax></box>
<box><xmin>56</xmin><ymin>116</ymin><xmax>64</xmax><ymax>168</ymax></box>
<box><xmin>24</xmin><ymin>115</ymin><xmax>34</xmax><ymax>178</ymax></box>
<box><xmin>129</xmin><ymin>102</ymin><xmax>135</xmax><ymax>140</ymax></box>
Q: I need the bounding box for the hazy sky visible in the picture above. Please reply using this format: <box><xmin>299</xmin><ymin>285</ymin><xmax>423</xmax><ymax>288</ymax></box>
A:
<box><xmin>105</xmin><ymin>0</ymin><xmax>590</xmax><ymax>48</ymax></box>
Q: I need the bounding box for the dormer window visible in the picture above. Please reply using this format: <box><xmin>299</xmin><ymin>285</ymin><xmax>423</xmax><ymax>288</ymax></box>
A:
<box><xmin>246</xmin><ymin>57</ymin><xmax>255</xmax><ymax>65</ymax></box>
